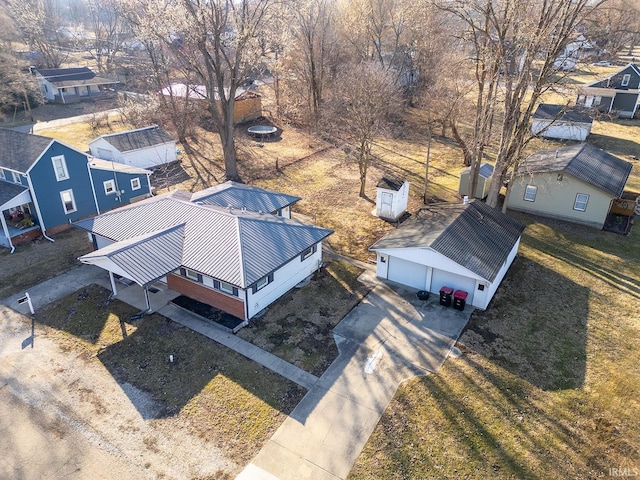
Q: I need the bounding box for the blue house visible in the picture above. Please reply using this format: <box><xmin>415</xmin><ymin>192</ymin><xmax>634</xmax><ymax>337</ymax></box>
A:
<box><xmin>0</xmin><ymin>129</ymin><xmax>152</xmax><ymax>252</ymax></box>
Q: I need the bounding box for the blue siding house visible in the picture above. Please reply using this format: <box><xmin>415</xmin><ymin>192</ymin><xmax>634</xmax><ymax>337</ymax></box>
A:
<box><xmin>0</xmin><ymin>129</ymin><xmax>152</xmax><ymax>252</ymax></box>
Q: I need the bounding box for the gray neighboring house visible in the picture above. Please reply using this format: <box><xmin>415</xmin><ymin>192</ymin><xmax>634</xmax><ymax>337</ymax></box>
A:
<box><xmin>506</xmin><ymin>143</ymin><xmax>632</xmax><ymax>229</ymax></box>
<box><xmin>89</xmin><ymin>126</ymin><xmax>177</xmax><ymax>169</ymax></box>
<box><xmin>191</xmin><ymin>181</ymin><xmax>300</xmax><ymax>219</ymax></box>
<box><xmin>34</xmin><ymin>67</ymin><xmax>118</xmax><ymax>103</ymax></box>
<box><xmin>74</xmin><ymin>189</ymin><xmax>332</xmax><ymax>328</ymax></box>
<box><xmin>576</xmin><ymin>62</ymin><xmax>640</xmax><ymax>118</ymax></box>
<box><xmin>531</xmin><ymin>104</ymin><xmax>593</xmax><ymax>141</ymax></box>
<box><xmin>370</xmin><ymin>201</ymin><xmax>525</xmax><ymax>310</ymax></box>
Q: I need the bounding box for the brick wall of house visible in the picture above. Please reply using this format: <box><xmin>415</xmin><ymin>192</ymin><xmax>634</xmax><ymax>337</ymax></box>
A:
<box><xmin>167</xmin><ymin>274</ymin><xmax>246</xmax><ymax>319</ymax></box>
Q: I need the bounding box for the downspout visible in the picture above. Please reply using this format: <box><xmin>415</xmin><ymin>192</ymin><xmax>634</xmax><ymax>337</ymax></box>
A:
<box><xmin>86</xmin><ymin>160</ymin><xmax>101</xmax><ymax>215</ymax></box>
<box><xmin>0</xmin><ymin>214</ymin><xmax>15</xmax><ymax>253</ymax></box>
<box><xmin>26</xmin><ymin>173</ymin><xmax>55</xmax><ymax>243</ymax></box>
<box><xmin>130</xmin><ymin>285</ymin><xmax>153</xmax><ymax>321</ymax></box>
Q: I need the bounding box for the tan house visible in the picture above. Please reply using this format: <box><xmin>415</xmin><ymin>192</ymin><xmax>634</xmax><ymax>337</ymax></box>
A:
<box><xmin>506</xmin><ymin>143</ymin><xmax>632</xmax><ymax>229</ymax></box>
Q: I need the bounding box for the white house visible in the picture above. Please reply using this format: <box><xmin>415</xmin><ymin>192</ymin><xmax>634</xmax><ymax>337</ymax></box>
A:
<box><xmin>34</xmin><ymin>67</ymin><xmax>119</xmax><ymax>103</ymax></box>
<box><xmin>531</xmin><ymin>104</ymin><xmax>593</xmax><ymax>141</ymax></box>
<box><xmin>370</xmin><ymin>201</ymin><xmax>525</xmax><ymax>310</ymax></box>
<box><xmin>375</xmin><ymin>177</ymin><xmax>410</xmax><ymax>221</ymax></box>
<box><xmin>74</xmin><ymin>189</ymin><xmax>332</xmax><ymax>329</ymax></box>
<box><xmin>88</xmin><ymin>126</ymin><xmax>177</xmax><ymax>169</ymax></box>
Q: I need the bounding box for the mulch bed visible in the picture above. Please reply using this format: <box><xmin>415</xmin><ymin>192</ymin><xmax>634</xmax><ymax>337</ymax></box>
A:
<box><xmin>171</xmin><ymin>295</ymin><xmax>244</xmax><ymax>331</ymax></box>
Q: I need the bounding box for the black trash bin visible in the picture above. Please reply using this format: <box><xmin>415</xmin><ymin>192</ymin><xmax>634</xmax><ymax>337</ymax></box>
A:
<box><xmin>453</xmin><ymin>290</ymin><xmax>468</xmax><ymax>311</ymax></box>
<box><xmin>439</xmin><ymin>286</ymin><xmax>453</xmax><ymax>307</ymax></box>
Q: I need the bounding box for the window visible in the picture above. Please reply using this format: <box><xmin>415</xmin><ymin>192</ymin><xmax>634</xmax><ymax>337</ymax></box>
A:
<box><xmin>52</xmin><ymin>155</ymin><xmax>69</xmax><ymax>181</ymax></box>
<box><xmin>182</xmin><ymin>268</ymin><xmax>202</xmax><ymax>282</ymax></box>
<box><xmin>219</xmin><ymin>281</ymin><xmax>236</xmax><ymax>295</ymax></box>
<box><xmin>478</xmin><ymin>284</ymin><xmax>485</xmax><ymax>291</ymax></box>
<box><xmin>60</xmin><ymin>189</ymin><xmax>77</xmax><ymax>214</ymax></box>
<box><xmin>104</xmin><ymin>179</ymin><xmax>116</xmax><ymax>195</ymax></box>
<box><xmin>252</xmin><ymin>273</ymin><xmax>274</xmax><ymax>293</ymax></box>
<box><xmin>301</xmin><ymin>244</ymin><xmax>317</xmax><ymax>261</ymax></box>
<box><xmin>574</xmin><ymin>193</ymin><xmax>589</xmax><ymax>211</ymax></box>
<box><xmin>593</xmin><ymin>96</ymin><xmax>602</xmax><ymax>106</ymax></box>
<box><xmin>622</xmin><ymin>74</ymin><xmax>631</xmax><ymax>87</ymax></box>
<box><xmin>12</xmin><ymin>172</ymin><xmax>22</xmax><ymax>184</ymax></box>
<box><xmin>131</xmin><ymin>178</ymin><xmax>141</xmax><ymax>190</ymax></box>
<box><xmin>524</xmin><ymin>185</ymin><xmax>537</xmax><ymax>202</ymax></box>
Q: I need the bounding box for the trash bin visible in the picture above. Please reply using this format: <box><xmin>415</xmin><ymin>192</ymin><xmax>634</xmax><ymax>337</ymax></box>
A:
<box><xmin>453</xmin><ymin>290</ymin><xmax>468</xmax><ymax>310</ymax></box>
<box><xmin>439</xmin><ymin>286</ymin><xmax>453</xmax><ymax>307</ymax></box>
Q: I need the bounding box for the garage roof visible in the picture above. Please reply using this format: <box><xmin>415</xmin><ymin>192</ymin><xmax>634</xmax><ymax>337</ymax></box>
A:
<box><xmin>370</xmin><ymin>201</ymin><xmax>525</xmax><ymax>282</ymax></box>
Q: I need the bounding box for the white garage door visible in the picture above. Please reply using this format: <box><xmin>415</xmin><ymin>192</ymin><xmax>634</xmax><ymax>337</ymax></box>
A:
<box><xmin>388</xmin><ymin>256</ymin><xmax>428</xmax><ymax>289</ymax></box>
<box><xmin>430</xmin><ymin>268</ymin><xmax>476</xmax><ymax>305</ymax></box>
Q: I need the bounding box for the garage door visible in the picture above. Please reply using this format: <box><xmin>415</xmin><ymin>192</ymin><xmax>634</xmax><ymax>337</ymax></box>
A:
<box><xmin>388</xmin><ymin>256</ymin><xmax>428</xmax><ymax>289</ymax></box>
<box><xmin>430</xmin><ymin>268</ymin><xmax>475</xmax><ymax>305</ymax></box>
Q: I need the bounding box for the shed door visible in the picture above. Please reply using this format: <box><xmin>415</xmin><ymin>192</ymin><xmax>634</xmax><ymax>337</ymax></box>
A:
<box><xmin>430</xmin><ymin>268</ymin><xmax>476</xmax><ymax>305</ymax></box>
<box><xmin>380</xmin><ymin>192</ymin><xmax>393</xmax><ymax>217</ymax></box>
<box><xmin>388</xmin><ymin>256</ymin><xmax>427</xmax><ymax>289</ymax></box>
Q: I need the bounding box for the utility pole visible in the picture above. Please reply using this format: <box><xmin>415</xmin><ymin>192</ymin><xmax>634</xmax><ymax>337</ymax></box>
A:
<box><xmin>423</xmin><ymin>124</ymin><xmax>432</xmax><ymax>204</ymax></box>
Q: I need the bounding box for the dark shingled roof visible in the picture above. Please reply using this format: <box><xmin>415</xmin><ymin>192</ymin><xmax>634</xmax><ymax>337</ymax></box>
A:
<box><xmin>370</xmin><ymin>201</ymin><xmax>525</xmax><ymax>282</ymax></box>
<box><xmin>533</xmin><ymin>104</ymin><xmax>593</xmax><ymax>124</ymax></box>
<box><xmin>37</xmin><ymin>67</ymin><xmax>95</xmax><ymax>83</ymax></box>
<box><xmin>376</xmin><ymin>177</ymin><xmax>405</xmax><ymax>191</ymax></box>
<box><xmin>516</xmin><ymin>143</ymin><xmax>632</xmax><ymax>198</ymax></box>
<box><xmin>191</xmin><ymin>181</ymin><xmax>300</xmax><ymax>213</ymax></box>
<box><xmin>95</xmin><ymin>126</ymin><xmax>175</xmax><ymax>153</ymax></box>
<box><xmin>0</xmin><ymin>181</ymin><xmax>28</xmax><ymax>207</ymax></box>
<box><xmin>0</xmin><ymin>129</ymin><xmax>54</xmax><ymax>172</ymax></box>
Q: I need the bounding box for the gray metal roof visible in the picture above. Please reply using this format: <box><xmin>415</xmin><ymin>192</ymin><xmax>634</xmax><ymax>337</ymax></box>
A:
<box><xmin>462</xmin><ymin>163</ymin><xmax>494</xmax><ymax>179</ymax></box>
<box><xmin>516</xmin><ymin>143</ymin><xmax>632</xmax><ymax>197</ymax></box>
<box><xmin>76</xmin><ymin>193</ymin><xmax>332</xmax><ymax>287</ymax></box>
<box><xmin>0</xmin><ymin>129</ymin><xmax>53</xmax><ymax>172</ymax></box>
<box><xmin>370</xmin><ymin>201</ymin><xmax>525</xmax><ymax>282</ymax></box>
<box><xmin>95</xmin><ymin>126</ymin><xmax>175</xmax><ymax>153</ymax></box>
<box><xmin>0</xmin><ymin>181</ymin><xmax>28</xmax><ymax>207</ymax></box>
<box><xmin>191</xmin><ymin>181</ymin><xmax>300</xmax><ymax>213</ymax></box>
<box><xmin>532</xmin><ymin>104</ymin><xmax>593</xmax><ymax>124</ymax></box>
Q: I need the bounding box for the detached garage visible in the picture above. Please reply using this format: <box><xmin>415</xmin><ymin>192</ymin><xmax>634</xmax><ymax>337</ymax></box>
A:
<box><xmin>370</xmin><ymin>201</ymin><xmax>525</xmax><ymax>310</ymax></box>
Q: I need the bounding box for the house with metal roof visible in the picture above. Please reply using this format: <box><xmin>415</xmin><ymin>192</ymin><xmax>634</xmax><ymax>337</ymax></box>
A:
<box><xmin>0</xmin><ymin>129</ymin><xmax>152</xmax><ymax>252</ymax></box>
<box><xmin>74</xmin><ymin>191</ymin><xmax>333</xmax><ymax>326</ymax></box>
<box><xmin>191</xmin><ymin>181</ymin><xmax>300</xmax><ymax>218</ymax></box>
<box><xmin>531</xmin><ymin>104</ymin><xmax>593</xmax><ymax>141</ymax></box>
<box><xmin>506</xmin><ymin>143</ymin><xmax>633</xmax><ymax>229</ymax></box>
<box><xmin>575</xmin><ymin>62</ymin><xmax>640</xmax><ymax>118</ymax></box>
<box><xmin>34</xmin><ymin>67</ymin><xmax>119</xmax><ymax>103</ymax></box>
<box><xmin>370</xmin><ymin>201</ymin><xmax>525</xmax><ymax>310</ymax></box>
<box><xmin>88</xmin><ymin>125</ymin><xmax>177</xmax><ymax>169</ymax></box>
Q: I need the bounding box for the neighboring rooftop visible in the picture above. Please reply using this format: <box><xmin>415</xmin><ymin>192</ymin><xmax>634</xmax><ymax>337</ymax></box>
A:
<box><xmin>92</xmin><ymin>126</ymin><xmax>175</xmax><ymax>153</ymax></box>
<box><xmin>191</xmin><ymin>181</ymin><xmax>301</xmax><ymax>214</ymax></box>
<box><xmin>533</xmin><ymin>104</ymin><xmax>593</xmax><ymax>124</ymax></box>
<box><xmin>516</xmin><ymin>143</ymin><xmax>632</xmax><ymax>198</ymax></box>
<box><xmin>0</xmin><ymin>129</ymin><xmax>54</xmax><ymax>172</ymax></box>
<box><xmin>370</xmin><ymin>201</ymin><xmax>525</xmax><ymax>282</ymax></box>
<box><xmin>35</xmin><ymin>67</ymin><xmax>118</xmax><ymax>88</ymax></box>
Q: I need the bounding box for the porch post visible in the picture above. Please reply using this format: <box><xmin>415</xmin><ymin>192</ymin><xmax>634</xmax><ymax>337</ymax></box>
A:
<box><xmin>0</xmin><ymin>213</ymin><xmax>15</xmax><ymax>253</ymax></box>
<box><xmin>109</xmin><ymin>271</ymin><xmax>118</xmax><ymax>296</ymax></box>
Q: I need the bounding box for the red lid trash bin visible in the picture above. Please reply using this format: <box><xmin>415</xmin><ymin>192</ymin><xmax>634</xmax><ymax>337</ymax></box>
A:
<box><xmin>439</xmin><ymin>286</ymin><xmax>454</xmax><ymax>306</ymax></box>
<box><xmin>453</xmin><ymin>290</ymin><xmax>468</xmax><ymax>310</ymax></box>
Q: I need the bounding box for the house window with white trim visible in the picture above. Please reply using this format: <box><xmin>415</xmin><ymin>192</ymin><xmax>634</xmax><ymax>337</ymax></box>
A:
<box><xmin>219</xmin><ymin>281</ymin><xmax>235</xmax><ymax>295</ymax></box>
<box><xmin>181</xmin><ymin>268</ymin><xmax>202</xmax><ymax>282</ymax></box>
<box><xmin>12</xmin><ymin>171</ymin><xmax>22</xmax><ymax>184</ymax></box>
<box><xmin>104</xmin><ymin>179</ymin><xmax>116</xmax><ymax>195</ymax></box>
<box><xmin>622</xmin><ymin>74</ymin><xmax>631</xmax><ymax>87</ymax></box>
<box><xmin>593</xmin><ymin>96</ymin><xmax>602</xmax><ymax>106</ymax></box>
<box><xmin>60</xmin><ymin>189</ymin><xmax>77</xmax><ymax>214</ymax></box>
<box><xmin>574</xmin><ymin>193</ymin><xmax>589</xmax><ymax>211</ymax></box>
<box><xmin>301</xmin><ymin>244</ymin><xmax>317</xmax><ymax>261</ymax></box>
<box><xmin>52</xmin><ymin>155</ymin><xmax>69</xmax><ymax>181</ymax></box>
<box><xmin>252</xmin><ymin>273</ymin><xmax>274</xmax><ymax>293</ymax></box>
<box><xmin>131</xmin><ymin>178</ymin><xmax>141</xmax><ymax>190</ymax></box>
<box><xmin>524</xmin><ymin>185</ymin><xmax>537</xmax><ymax>202</ymax></box>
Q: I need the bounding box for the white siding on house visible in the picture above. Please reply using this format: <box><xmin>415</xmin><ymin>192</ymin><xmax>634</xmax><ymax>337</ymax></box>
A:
<box><xmin>531</xmin><ymin>119</ymin><xmax>591</xmax><ymax>141</ymax></box>
<box><xmin>245</xmin><ymin>242</ymin><xmax>324</xmax><ymax>319</ymax></box>
<box><xmin>89</xmin><ymin>137</ymin><xmax>177</xmax><ymax>169</ymax></box>
<box><xmin>507</xmin><ymin>172</ymin><xmax>613</xmax><ymax>228</ymax></box>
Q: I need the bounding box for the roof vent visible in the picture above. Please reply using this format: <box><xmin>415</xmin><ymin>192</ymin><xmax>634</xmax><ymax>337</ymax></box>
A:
<box><xmin>463</xmin><ymin>195</ymin><xmax>470</xmax><ymax>205</ymax></box>
<box><xmin>228</xmin><ymin>204</ymin><xmax>233</xmax><ymax>213</ymax></box>
<box><xmin>555</xmin><ymin>149</ymin><xmax>559</xmax><ymax>158</ymax></box>
<box><xmin>241</xmin><ymin>207</ymin><xmax>247</xmax><ymax>212</ymax></box>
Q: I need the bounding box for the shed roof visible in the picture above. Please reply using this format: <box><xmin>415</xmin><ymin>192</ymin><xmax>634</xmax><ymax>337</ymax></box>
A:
<box><xmin>0</xmin><ymin>129</ymin><xmax>54</xmax><ymax>172</ymax></box>
<box><xmin>462</xmin><ymin>163</ymin><xmax>494</xmax><ymax>179</ymax></box>
<box><xmin>36</xmin><ymin>67</ymin><xmax>118</xmax><ymax>88</ymax></box>
<box><xmin>191</xmin><ymin>181</ymin><xmax>300</xmax><ymax>213</ymax></box>
<box><xmin>92</xmin><ymin>126</ymin><xmax>175</xmax><ymax>153</ymax></box>
<box><xmin>370</xmin><ymin>201</ymin><xmax>525</xmax><ymax>282</ymax></box>
<box><xmin>533</xmin><ymin>104</ymin><xmax>593</xmax><ymax>124</ymax></box>
<box><xmin>376</xmin><ymin>177</ymin><xmax>406</xmax><ymax>191</ymax></box>
<box><xmin>516</xmin><ymin>143</ymin><xmax>632</xmax><ymax>198</ymax></box>
<box><xmin>75</xmin><ymin>193</ymin><xmax>332</xmax><ymax>287</ymax></box>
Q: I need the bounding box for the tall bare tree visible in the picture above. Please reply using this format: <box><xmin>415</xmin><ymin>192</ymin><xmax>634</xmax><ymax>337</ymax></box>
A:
<box><xmin>439</xmin><ymin>0</ymin><xmax>604</xmax><ymax>208</ymax></box>
<box><xmin>122</xmin><ymin>0</ymin><xmax>276</xmax><ymax>181</ymax></box>
<box><xmin>85</xmin><ymin>0</ymin><xmax>131</xmax><ymax>74</ymax></box>
<box><xmin>325</xmin><ymin>62</ymin><xmax>401</xmax><ymax>198</ymax></box>
<box><xmin>585</xmin><ymin>0</ymin><xmax>640</xmax><ymax>59</ymax></box>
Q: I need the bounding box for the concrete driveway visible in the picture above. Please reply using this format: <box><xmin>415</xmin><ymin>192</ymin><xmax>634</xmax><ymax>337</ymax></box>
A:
<box><xmin>238</xmin><ymin>270</ymin><xmax>473</xmax><ymax>480</ymax></box>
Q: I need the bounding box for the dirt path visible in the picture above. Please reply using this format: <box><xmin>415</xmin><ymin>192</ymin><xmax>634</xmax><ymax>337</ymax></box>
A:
<box><xmin>0</xmin><ymin>305</ymin><xmax>235</xmax><ymax>479</ymax></box>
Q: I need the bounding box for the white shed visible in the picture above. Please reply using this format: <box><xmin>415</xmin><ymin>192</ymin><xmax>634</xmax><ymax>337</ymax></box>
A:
<box><xmin>89</xmin><ymin>125</ymin><xmax>177</xmax><ymax>169</ymax></box>
<box><xmin>531</xmin><ymin>104</ymin><xmax>593</xmax><ymax>141</ymax></box>
<box><xmin>370</xmin><ymin>201</ymin><xmax>525</xmax><ymax>310</ymax></box>
<box><xmin>375</xmin><ymin>177</ymin><xmax>410</xmax><ymax>221</ymax></box>
<box><xmin>458</xmin><ymin>163</ymin><xmax>494</xmax><ymax>199</ymax></box>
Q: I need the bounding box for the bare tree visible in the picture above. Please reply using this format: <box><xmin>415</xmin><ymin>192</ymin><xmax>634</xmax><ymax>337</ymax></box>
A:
<box><xmin>438</xmin><ymin>0</ymin><xmax>604</xmax><ymax>208</ymax></box>
<box><xmin>121</xmin><ymin>0</ymin><xmax>276</xmax><ymax>181</ymax></box>
<box><xmin>325</xmin><ymin>62</ymin><xmax>401</xmax><ymax>198</ymax></box>
<box><xmin>84</xmin><ymin>0</ymin><xmax>132</xmax><ymax>74</ymax></box>
<box><xmin>585</xmin><ymin>0</ymin><xmax>640</xmax><ymax>59</ymax></box>
<box><xmin>0</xmin><ymin>48</ymin><xmax>43</xmax><ymax>121</ymax></box>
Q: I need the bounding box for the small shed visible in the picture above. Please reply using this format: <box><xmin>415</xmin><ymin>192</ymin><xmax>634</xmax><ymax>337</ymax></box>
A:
<box><xmin>459</xmin><ymin>163</ymin><xmax>494</xmax><ymax>199</ymax></box>
<box><xmin>375</xmin><ymin>177</ymin><xmax>409</xmax><ymax>221</ymax></box>
<box><xmin>531</xmin><ymin>104</ymin><xmax>593</xmax><ymax>141</ymax></box>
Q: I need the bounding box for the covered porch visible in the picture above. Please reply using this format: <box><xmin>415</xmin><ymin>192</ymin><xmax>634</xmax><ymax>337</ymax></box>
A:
<box><xmin>0</xmin><ymin>184</ymin><xmax>41</xmax><ymax>251</ymax></box>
